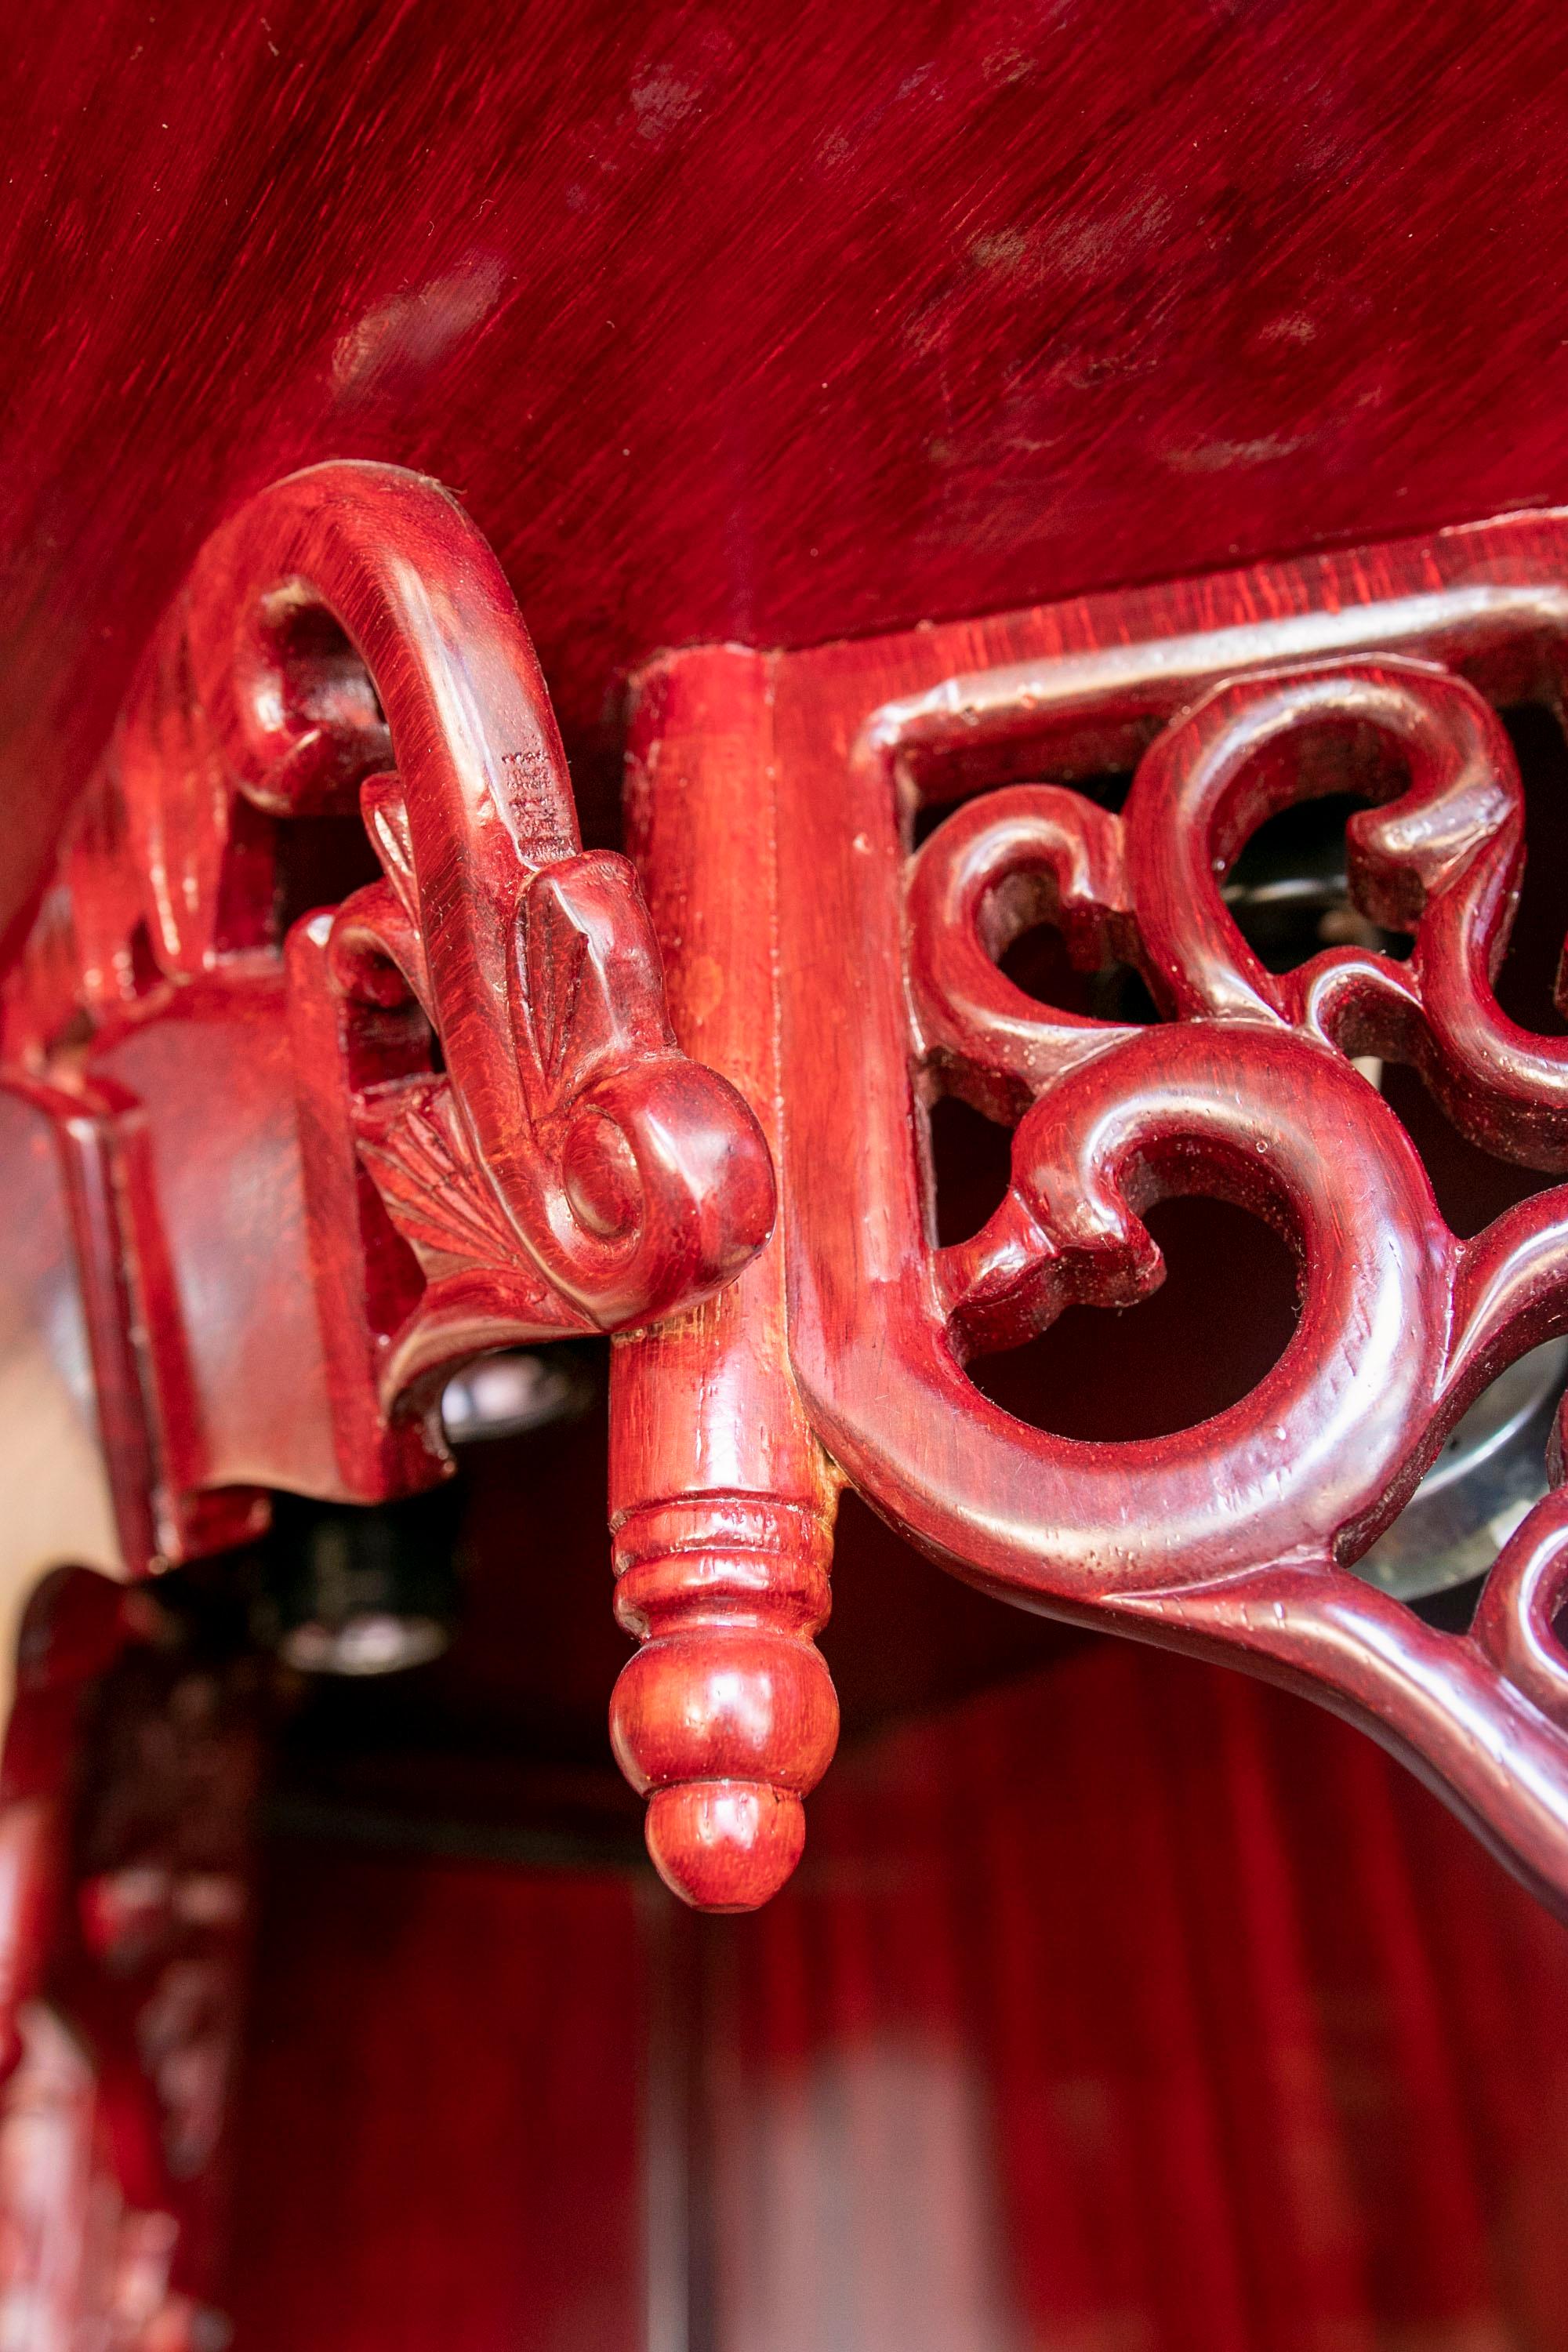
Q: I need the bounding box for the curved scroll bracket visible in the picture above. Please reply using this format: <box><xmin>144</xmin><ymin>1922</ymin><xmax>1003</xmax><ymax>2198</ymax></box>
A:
<box><xmin>1</xmin><ymin>460</ymin><xmax>774</xmax><ymax>1533</ymax></box>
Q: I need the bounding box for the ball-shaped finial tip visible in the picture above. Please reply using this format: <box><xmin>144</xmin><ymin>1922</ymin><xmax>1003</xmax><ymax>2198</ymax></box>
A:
<box><xmin>645</xmin><ymin>1780</ymin><xmax>806</xmax><ymax>1911</ymax></box>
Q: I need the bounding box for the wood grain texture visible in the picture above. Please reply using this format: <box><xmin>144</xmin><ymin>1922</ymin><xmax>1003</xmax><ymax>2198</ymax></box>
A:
<box><xmin>20</xmin><ymin>463</ymin><xmax>1568</xmax><ymax>1926</ymax></box>
<box><xmin>6</xmin><ymin>0</ymin><xmax>1568</xmax><ymax>955</ymax></box>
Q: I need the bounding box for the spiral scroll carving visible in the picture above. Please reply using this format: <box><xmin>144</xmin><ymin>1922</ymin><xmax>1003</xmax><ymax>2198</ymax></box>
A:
<box><xmin>194</xmin><ymin>465</ymin><xmax>775</xmax><ymax>1352</ymax></box>
<box><xmin>858</xmin><ymin>655</ymin><xmax>1568</xmax><ymax>1909</ymax></box>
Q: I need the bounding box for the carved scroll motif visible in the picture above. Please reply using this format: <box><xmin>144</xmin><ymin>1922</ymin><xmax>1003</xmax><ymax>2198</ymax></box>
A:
<box><xmin>769</xmin><ymin>580</ymin><xmax>1568</xmax><ymax>1916</ymax></box>
<box><xmin>897</xmin><ymin>661</ymin><xmax>1568</xmax><ymax>1901</ymax></box>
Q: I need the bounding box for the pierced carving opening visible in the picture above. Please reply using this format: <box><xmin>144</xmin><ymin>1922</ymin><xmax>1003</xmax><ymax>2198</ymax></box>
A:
<box><xmin>994</xmin><ymin>922</ymin><xmax>1156</xmax><ymax>1023</ymax></box>
<box><xmin>965</xmin><ymin>1196</ymin><xmax>1298</xmax><ymax>1442</ymax></box>
<box><xmin>238</xmin><ymin>584</ymin><xmax>394</xmax><ymax>815</ymax></box>
<box><xmin>1355</xmin><ymin>1337</ymin><xmax>1568</xmax><ymax>1609</ymax></box>
<box><xmin>1380</xmin><ymin>1064</ymin><xmax>1543</xmax><ymax>1237</ymax></box>
<box><xmin>273</xmin><ymin>814</ymin><xmax>384</xmax><ymax>942</ymax></box>
<box><xmin>1494</xmin><ymin>704</ymin><xmax>1568</xmax><ymax>1036</ymax></box>
<box><xmin>123</xmin><ymin>917</ymin><xmax>162</xmax><ymax>999</ymax></box>
<box><xmin>927</xmin><ymin>1093</ymin><xmax>1014</xmax><ymax>1250</ymax></box>
<box><xmin>909</xmin><ymin>765</ymin><xmax>1137</xmax><ymax>851</ymax></box>
<box><xmin>1225</xmin><ymin>789</ymin><xmax>1410</xmax><ymax>973</ymax></box>
<box><xmin>259</xmin><ymin>588</ymin><xmax>387</xmax><ymax>746</ymax></box>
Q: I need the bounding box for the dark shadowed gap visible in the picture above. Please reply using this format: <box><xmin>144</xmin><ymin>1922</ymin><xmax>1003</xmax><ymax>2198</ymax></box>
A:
<box><xmin>966</xmin><ymin>1196</ymin><xmax>1298</xmax><ymax>1443</ymax></box>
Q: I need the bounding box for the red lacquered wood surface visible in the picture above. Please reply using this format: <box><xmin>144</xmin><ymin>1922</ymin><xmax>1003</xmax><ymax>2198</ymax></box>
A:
<box><xmin>27</xmin><ymin>474</ymin><xmax>1568</xmax><ymax>1920</ymax></box>
<box><xmin>8</xmin><ymin>1</ymin><xmax>1568</xmax><ymax>956</ymax></box>
<box><xmin>614</xmin><ymin>509</ymin><xmax>1568</xmax><ymax>1910</ymax></box>
<box><xmin>0</xmin><ymin>1570</ymin><xmax>263</xmax><ymax>2350</ymax></box>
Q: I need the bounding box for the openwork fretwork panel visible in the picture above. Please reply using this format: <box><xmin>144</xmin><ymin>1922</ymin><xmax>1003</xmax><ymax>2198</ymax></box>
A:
<box><xmin>760</xmin><ymin>514</ymin><xmax>1568</xmax><ymax>1913</ymax></box>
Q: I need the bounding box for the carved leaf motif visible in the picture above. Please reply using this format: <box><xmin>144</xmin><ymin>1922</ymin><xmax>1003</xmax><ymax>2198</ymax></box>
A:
<box><xmin>354</xmin><ymin>1078</ymin><xmax>521</xmax><ymax>1272</ymax></box>
<box><xmin>523</xmin><ymin>880</ymin><xmax>589</xmax><ymax>1099</ymax></box>
<box><xmin>361</xmin><ymin>771</ymin><xmax>419</xmax><ymax>928</ymax></box>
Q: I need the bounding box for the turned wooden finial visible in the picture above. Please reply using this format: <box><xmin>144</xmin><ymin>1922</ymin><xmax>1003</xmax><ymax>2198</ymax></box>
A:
<box><xmin>609</xmin><ymin>1492</ymin><xmax>837</xmax><ymax>1909</ymax></box>
<box><xmin>608</xmin><ymin>644</ymin><xmax>841</xmax><ymax>1911</ymax></box>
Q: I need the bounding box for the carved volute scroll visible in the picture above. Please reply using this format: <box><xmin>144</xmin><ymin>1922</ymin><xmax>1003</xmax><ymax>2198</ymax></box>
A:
<box><xmin>5</xmin><ymin>464</ymin><xmax>773</xmax><ymax>1454</ymax></box>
